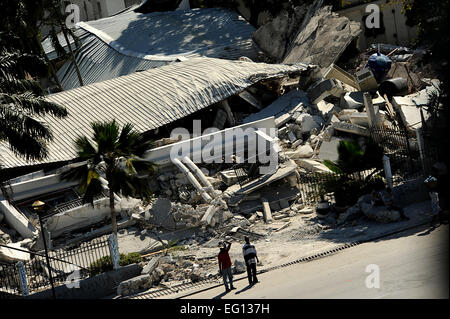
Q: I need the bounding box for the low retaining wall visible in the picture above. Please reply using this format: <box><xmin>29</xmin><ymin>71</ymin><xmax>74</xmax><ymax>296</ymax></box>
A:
<box><xmin>393</xmin><ymin>176</ymin><xmax>429</xmax><ymax>207</ymax></box>
<box><xmin>28</xmin><ymin>263</ymin><xmax>142</xmax><ymax>299</ymax></box>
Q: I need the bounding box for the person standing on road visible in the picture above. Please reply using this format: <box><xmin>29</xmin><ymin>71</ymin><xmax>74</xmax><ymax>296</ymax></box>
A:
<box><xmin>242</xmin><ymin>236</ymin><xmax>259</xmax><ymax>285</ymax></box>
<box><xmin>218</xmin><ymin>241</ymin><xmax>235</xmax><ymax>292</ymax></box>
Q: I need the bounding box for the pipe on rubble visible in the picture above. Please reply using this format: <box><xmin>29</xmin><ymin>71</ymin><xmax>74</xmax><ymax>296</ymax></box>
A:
<box><xmin>172</xmin><ymin>157</ymin><xmax>212</xmax><ymax>203</ymax></box>
<box><xmin>182</xmin><ymin>156</ymin><xmax>218</xmax><ymax>198</ymax></box>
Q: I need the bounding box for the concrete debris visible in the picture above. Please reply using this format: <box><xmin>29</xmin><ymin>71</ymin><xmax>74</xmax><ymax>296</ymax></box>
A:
<box><xmin>283</xmin><ymin>6</ymin><xmax>362</xmax><ymax>72</ymax></box>
<box><xmin>233</xmin><ymin>259</ymin><xmax>247</xmax><ymax>274</ymax></box>
<box><xmin>261</xmin><ymin>198</ymin><xmax>273</xmax><ymax>223</ymax></box>
<box><xmin>318</xmin><ymin>137</ymin><xmax>342</xmax><ymax>162</ymax></box>
<box><xmin>252</xmin><ymin>4</ymin><xmax>312</xmax><ymax>61</ymax></box>
<box><xmin>332</xmin><ymin>122</ymin><xmax>370</xmax><ymax>137</ymax></box>
<box><xmin>117</xmin><ymin>274</ymin><xmax>153</xmax><ymax>297</ymax></box>
<box><xmin>141</xmin><ymin>256</ymin><xmax>161</xmax><ymax>275</ymax></box>
<box><xmin>307</xmin><ymin>78</ymin><xmax>345</xmax><ymax>104</ymax></box>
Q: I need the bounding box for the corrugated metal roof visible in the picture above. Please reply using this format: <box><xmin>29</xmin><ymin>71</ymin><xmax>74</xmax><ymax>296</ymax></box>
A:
<box><xmin>0</xmin><ymin>57</ymin><xmax>313</xmax><ymax>169</ymax></box>
<box><xmin>52</xmin><ymin>8</ymin><xmax>260</xmax><ymax>90</ymax></box>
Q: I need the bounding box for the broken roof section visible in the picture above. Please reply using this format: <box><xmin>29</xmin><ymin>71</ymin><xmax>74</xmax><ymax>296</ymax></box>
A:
<box><xmin>0</xmin><ymin>57</ymin><xmax>312</xmax><ymax>169</ymax></box>
<box><xmin>47</xmin><ymin>8</ymin><xmax>260</xmax><ymax>90</ymax></box>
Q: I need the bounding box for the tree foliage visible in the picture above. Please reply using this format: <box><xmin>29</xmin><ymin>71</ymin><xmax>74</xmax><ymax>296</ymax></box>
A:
<box><xmin>60</xmin><ymin>120</ymin><xmax>157</xmax><ymax>235</ymax></box>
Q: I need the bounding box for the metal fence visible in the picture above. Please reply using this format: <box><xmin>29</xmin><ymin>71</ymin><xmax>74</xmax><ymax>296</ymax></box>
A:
<box><xmin>369</xmin><ymin>125</ymin><xmax>440</xmax><ymax>185</ymax></box>
<box><xmin>0</xmin><ymin>234</ymin><xmax>113</xmax><ymax>298</ymax></box>
<box><xmin>297</xmin><ymin>168</ymin><xmax>380</xmax><ymax>204</ymax></box>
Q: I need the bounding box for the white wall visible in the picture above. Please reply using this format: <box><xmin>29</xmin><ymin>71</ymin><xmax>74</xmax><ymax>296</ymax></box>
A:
<box><xmin>337</xmin><ymin>0</ymin><xmax>418</xmax><ymax>50</ymax></box>
<box><xmin>103</xmin><ymin>0</ymin><xmax>126</xmax><ymax>16</ymax></box>
<box><xmin>4</xmin><ymin>174</ymin><xmax>78</xmax><ymax>202</ymax></box>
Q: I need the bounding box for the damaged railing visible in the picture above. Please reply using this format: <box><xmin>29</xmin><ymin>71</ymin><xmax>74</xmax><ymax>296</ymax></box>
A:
<box><xmin>53</xmin><ymin>194</ymin><xmax>107</xmax><ymax>214</ymax></box>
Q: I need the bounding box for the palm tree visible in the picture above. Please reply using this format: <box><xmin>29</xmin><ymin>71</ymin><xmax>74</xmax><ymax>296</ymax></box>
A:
<box><xmin>43</xmin><ymin>0</ymin><xmax>84</xmax><ymax>87</ymax></box>
<box><xmin>60</xmin><ymin>120</ymin><xmax>157</xmax><ymax>236</ymax></box>
<box><xmin>0</xmin><ymin>49</ymin><xmax>68</xmax><ymax>160</ymax></box>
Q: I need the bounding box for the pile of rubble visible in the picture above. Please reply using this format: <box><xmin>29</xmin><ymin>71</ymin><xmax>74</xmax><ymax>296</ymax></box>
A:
<box><xmin>117</xmin><ymin>253</ymin><xmax>248</xmax><ymax>297</ymax></box>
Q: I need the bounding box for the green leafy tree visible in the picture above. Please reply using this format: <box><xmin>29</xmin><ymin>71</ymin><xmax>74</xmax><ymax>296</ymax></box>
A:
<box><xmin>60</xmin><ymin>120</ymin><xmax>157</xmax><ymax>236</ymax></box>
<box><xmin>320</xmin><ymin>139</ymin><xmax>384</xmax><ymax>206</ymax></box>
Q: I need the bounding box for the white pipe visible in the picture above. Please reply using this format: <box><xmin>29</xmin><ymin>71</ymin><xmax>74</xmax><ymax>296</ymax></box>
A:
<box><xmin>182</xmin><ymin>156</ymin><xmax>218</xmax><ymax>198</ymax></box>
<box><xmin>172</xmin><ymin>158</ymin><xmax>212</xmax><ymax>203</ymax></box>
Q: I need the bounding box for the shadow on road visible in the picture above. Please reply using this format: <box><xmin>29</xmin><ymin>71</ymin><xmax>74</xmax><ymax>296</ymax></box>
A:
<box><xmin>234</xmin><ymin>284</ymin><xmax>254</xmax><ymax>295</ymax></box>
<box><xmin>212</xmin><ymin>290</ymin><xmax>229</xmax><ymax>299</ymax></box>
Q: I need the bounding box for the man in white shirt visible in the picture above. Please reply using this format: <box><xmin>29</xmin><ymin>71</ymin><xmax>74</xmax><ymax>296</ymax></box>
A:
<box><xmin>242</xmin><ymin>236</ymin><xmax>259</xmax><ymax>285</ymax></box>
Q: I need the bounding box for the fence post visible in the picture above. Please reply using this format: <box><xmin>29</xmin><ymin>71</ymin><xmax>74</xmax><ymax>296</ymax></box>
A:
<box><xmin>383</xmin><ymin>155</ymin><xmax>393</xmax><ymax>189</ymax></box>
<box><xmin>363</xmin><ymin>92</ymin><xmax>379</xmax><ymax>128</ymax></box>
<box><xmin>15</xmin><ymin>261</ymin><xmax>29</xmax><ymax>297</ymax></box>
<box><xmin>108</xmin><ymin>234</ymin><xmax>120</xmax><ymax>270</ymax></box>
<box><xmin>416</xmin><ymin>128</ymin><xmax>426</xmax><ymax>173</ymax></box>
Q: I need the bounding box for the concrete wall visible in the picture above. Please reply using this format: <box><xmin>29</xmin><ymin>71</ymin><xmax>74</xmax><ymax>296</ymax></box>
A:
<box><xmin>338</xmin><ymin>0</ymin><xmax>417</xmax><ymax>50</ymax></box>
<box><xmin>101</xmin><ymin>0</ymin><xmax>126</xmax><ymax>16</ymax></box>
<box><xmin>392</xmin><ymin>176</ymin><xmax>429</xmax><ymax>207</ymax></box>
<box><xmin>28</xmin><ymin>263</ymin><xmax>142</xmax><ymax>299</ymax></box>
<box><xmin>3</xmin><ymin>173</ymin><xmax>78</xmax><ymax>202</ymax></box>
<box><xmin>144</xmin><ymin>117</ymin><xmax>277</xmax><ymax>166</ymax></box>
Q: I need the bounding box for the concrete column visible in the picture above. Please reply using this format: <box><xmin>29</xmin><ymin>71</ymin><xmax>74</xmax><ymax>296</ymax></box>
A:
<box><xmin>363</xmin><ymin>92</ymin><xmax>378</xmax><ymax>128</ymax></box>
<box><xmin>261</xmin><ymin>198</ymin><xmax>272</xmax><ymax>223</ymax></box>
<box><xmin>383</xmin><ymin>155</ymin><xmax>393</xmax><ymax>189</ymax></box>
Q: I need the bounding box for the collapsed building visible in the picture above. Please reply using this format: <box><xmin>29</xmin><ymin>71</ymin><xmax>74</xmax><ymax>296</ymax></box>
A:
<box><xmin>1</xmin><ymin>0</ymin><xmax>443</xmax><ymax>296</ymax></box>
<box><xmin>0</xmin><ymin>56</ymin><xmax>315</xmax><ymax>261</ymax></box>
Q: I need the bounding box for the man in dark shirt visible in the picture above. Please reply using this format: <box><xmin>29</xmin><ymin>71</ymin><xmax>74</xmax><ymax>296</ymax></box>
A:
<box><xmin>218</xmin><ymin>241</ymin><xmax>235</xmax><ymax>292</ymax></box>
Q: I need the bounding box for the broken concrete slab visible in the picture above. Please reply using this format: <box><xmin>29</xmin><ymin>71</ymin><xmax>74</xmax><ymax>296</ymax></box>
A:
<box><xmin>235</xmin><ymin>164</ymin><xmax>298</xmax><ymax>196</ymax></box>
<box><xmin>261</xmin><ymin>198</ymin><xmax>273</xmax><ymax>223</ymax></box>
<box><xmin>392</xmin><ymin>95</ymin><xmax>430</xmax><ymax>130</ymax></box>
<box><xmin>341</xmin><ymin>91</ymin><xmax>386</xmax><ymax>110</ymax></box>
<box><xmin>318</xmin><ymin>137</ymin><xmax>342</xmax><ymax>162</ymax></box>
<box><xmin>117</xmin><ymin>274</ymin><xmax>153</xmax><ymax>297</ymax></box>
<box><xmin>324</xmin><ymin>63</ymin><xmax>360</xmax><ymax>90</ymax></box>
<box><xmin>296</xmin><ymin>113</ymin><xmax>321</xmax><ymax>133</ymax></box>
<box><xmin>308</xmin><ymin>78</ymin><xmax>345</xmax><ymax>104</ymax></box>
<box><xmin>0</xmin><ymin>200</ymin><xmax>37</xmax><ymax>239</ymax></box>
<box><xmin>252</xmin><ymin>4</ymin><xmax>312</xmax><ymax>60</ymax></box>
<box><xmin>141</xmin><ymin>256</ymin><xmax>161</xmax><ymax>275</ymax></box>
<box><xmin>283</xmin><ymin>6</ymin><xmax>362</xmax><ymax>73</ymax></box>
<box><xmin>200</xmin><ymin>206</ymin><xmax>217</xmax><ymax>227</ymax></box>
<box><xmin>317</xmin><ymin>100</ymin><xmax>340</xmax><ymax>121</ymax></box>
<box><xmin>296</xmin><ymin>159</ymin><xmax>333</xmax><ymax>173</ymax></box>
<box><xmin>332</xmin><ymin>122</ymin><xmax>370</xmax><ymax>137</ymax></box>
<box><xmin>285</xmin><ymin>144</ymin><xmax>314</xmax><ymax>159</ymax></box>
<box><xmin>144</xmin><ymin>198</ymin><xmax>175</xmax><ymax>230</ymax></box>
<box><xmin>243</xmin><ymin>90</ymin><xmax>310</xmax><ymax>127</ymax></box>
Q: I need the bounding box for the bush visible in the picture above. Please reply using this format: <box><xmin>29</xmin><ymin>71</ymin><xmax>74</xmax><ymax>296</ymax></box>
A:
<box><xmin>89</xmin><ymin>252</ymin><xmax>143</xmax><ymax>276</ymax></box>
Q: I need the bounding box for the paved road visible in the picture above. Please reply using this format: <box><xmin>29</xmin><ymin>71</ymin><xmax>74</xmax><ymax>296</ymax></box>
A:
<box><xmin>177</xmin><ymin>224</ymin><xmax>449</xmax><ymax>299</ymax></box>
